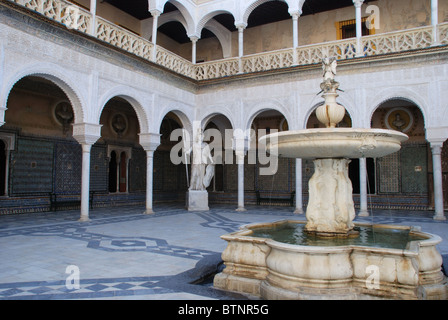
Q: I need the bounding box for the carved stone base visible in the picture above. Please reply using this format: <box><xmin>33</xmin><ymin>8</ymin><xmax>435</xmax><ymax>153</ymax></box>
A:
<box><xmin>305</xmin><ymin>158</ymin><xmax>356</xmax><ymax>236</ymax></box>
<box><xmin>186</xmin><ymin>190</ymin><xmax>209</xmax><ymax>211</ymax></box>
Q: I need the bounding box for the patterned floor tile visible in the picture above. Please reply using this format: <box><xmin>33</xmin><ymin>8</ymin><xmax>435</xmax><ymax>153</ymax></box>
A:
<box><xmin>0</xmin><ymin>204</ymin><xmax>446</xmax><ymax>300</ymax></box>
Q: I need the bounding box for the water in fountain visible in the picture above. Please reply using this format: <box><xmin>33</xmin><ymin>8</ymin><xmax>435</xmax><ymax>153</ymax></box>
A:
<box><xmin>250</xmin><ymin>222</ymin><xmax>426</xmax><ymax>249</ymax></box>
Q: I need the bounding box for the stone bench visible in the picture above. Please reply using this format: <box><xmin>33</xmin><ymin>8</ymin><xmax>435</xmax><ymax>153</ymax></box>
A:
<box><xmin>49</xmin><ymin>191</ymin><xmax>95</xmax><ymax>211</ymax></box>
<box><xmin>256</xmin><ymin>191</ymin><xmax>295</xmax><ymax>207</ymax></box>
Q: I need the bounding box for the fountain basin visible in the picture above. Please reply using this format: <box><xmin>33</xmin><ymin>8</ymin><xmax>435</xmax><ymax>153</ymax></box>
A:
<box><xmin>214</xmin><ymin>220</ymin><xmax>448</xmax><ymax>300</ymax></box>
<box><xmin>259</xmin><ymin>128</ymin><xmax>408</xmax><ymax>159</ymax></box>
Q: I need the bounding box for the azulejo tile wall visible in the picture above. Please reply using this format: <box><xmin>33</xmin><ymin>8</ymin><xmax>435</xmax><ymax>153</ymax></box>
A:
<box><xmin>10</xmin><ymin>138</ymin><xmax>54</xmax><ymax>194</ymax></box>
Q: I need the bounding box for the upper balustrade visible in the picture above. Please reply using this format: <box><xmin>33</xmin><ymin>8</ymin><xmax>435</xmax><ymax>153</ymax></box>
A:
<box><xmin>7</xmin><ymin>0</ymin><xmax>448</xmax><ymax>81</ymax></box>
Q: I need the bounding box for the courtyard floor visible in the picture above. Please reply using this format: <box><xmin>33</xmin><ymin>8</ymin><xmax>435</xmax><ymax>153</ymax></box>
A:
<box><xmin>0</xmin><ymin>204</ymin><xmax>447</xmax><ymax>300</ymax></box>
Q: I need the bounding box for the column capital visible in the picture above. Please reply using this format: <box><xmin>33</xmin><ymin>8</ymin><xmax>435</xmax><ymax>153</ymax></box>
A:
<box><xmin>426</xmin><ymin>126</ymin><xmax>448</xmax><ymax>147</ymax></box>
<box><xmin>353</xmin><ymin>0</ymin><xmax>364</xmax><ymax>8</ymax></box>
<box><xmin>431</xmin><ymin>143</ymin><xmax>443</xmax><ymax>155</ymax></box>
<box><xmin>149</xmin><ymin>9</ymin><xmax>162</xmax><ymax>18</ymax></box>
<box><xmin>139</xmin><ymin>132</ymin><xmax>161</xmax><ymax>152</ymax></box>
<box><xmin>289</xmin><ymin>9</ymin><xmax>302</xmax><ymax>19</ymax></box>
<box><xmin>189</xmin><ymin>35</ymin><xmax>199</xmax><ymax>43</ymax></box>
<box><xmin>232</xmin><ymin>134</ymin><xmax>249</xmax><ymax>156</ymax></box>
<box><xmin>0</xmin><ymin>105</ymin><xmax>6</xmax><ymax>127</ymax></box>
<box><xmin>72</xmin><ymin>123</ymin><xmax>102</xmax><ymax>146</ymax></box>
<box><xmin>235</xmin><ymin>22</ymin><xmax>247</xmax><ymax>31</ymax></box>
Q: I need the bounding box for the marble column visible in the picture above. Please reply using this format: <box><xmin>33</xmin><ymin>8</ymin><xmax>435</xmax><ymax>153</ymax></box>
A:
<box><xmin>431</xmin><ymin>143</ymin><xmax>446</xmax><ymax>220</ymax></box>
<box><xmin>139</xmin><ymin>133</ymin><xmax>161</xmax><ymax>214</ymax></box>
<box><xmin>353</xmin><ymin>0</ymin><xmax>365</xmax><ymax>57</ymax></box>
<box><xmin>0</xmin><ymin>105</ymin><xmax>6</xmax><ymax>127</ymax></box>
<box><xmin>236</xmin><ymin>23</ymin><xmax>246</xmax><ymax>73</ymax></box>
<box><xmin>73</xmin><ymin>123</ymin><xmax>102</xmax><ymax>222</ymax></box>
<box><xmin>358</xmin><ymin>157</ymin><xmax>369</xmax><ymax>216</ymax></box>
<box><xmin>431</xmin><ymin>0</ymin><xmax>439</xmax><ymax>45</ymax></box>
<box><xmin>89</xmin><ymin>0</ymin><xmax>97</xmax><ymax>36</ymax></box>
<box><xmin>236</xmin><ymin>152</ymin><xmax>246</xmax><ymax>212</ymax></box>
<box><xmin>291</xmin><ymin>11</ymin><xmax>300</xmax><ymax>66</ymax></box>
<box><xmin>80</xmin><ymin>143</ymin><xmax>93</xmax><ymax>221</ymax></box>
<box><xmin>234</xmin><ymin>133</ymin><xmax>248</xmax><ymax>212</ymax></box>
<box><xmin>144</xmin><ymin>150</ymin><xmax>155</xmax><ymax>214</ymax></box>
<box><xmin>150</xmin><ymin>10</ymin><xmax>161</xmax><ymax>62</ymax></box>
<box><xmin>294</xmin><ymin>158</ymin><xmax>304</xmax><ymax>214</ymax></box>
<box><xmin>190</xmin><ymin>36</ymin><xmax>199</xmax><ymax>64</ymax></box>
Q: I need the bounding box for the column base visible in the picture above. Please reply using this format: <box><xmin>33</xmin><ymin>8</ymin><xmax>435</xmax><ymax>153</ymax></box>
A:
<box><xmin>143</xmin><ymin>209</ymin><xmax>155</xmax><ymax>215</ymax></box>
<box><xmin>433</xmin><ymin>213</ymin><xmax>447</xmax><ymax>221</ymax></box>
<box><xmin>358</xmin><ymin>210</ymin><xmax>369</xmax><ymax>217</ymax></box>
<box><xmin>236</xmin><ymin>206</ymin><xmax>247</xmax><ymax>212</ymax></box>
<box><xmin>294</xmin><ymin>207</ymin><xmax>304</xmax><ymax>214</ymax></box>
<box><xmin>78</xmin><ymin>216</ymin><xmax>90</xmax><ymax>222</ymax></box>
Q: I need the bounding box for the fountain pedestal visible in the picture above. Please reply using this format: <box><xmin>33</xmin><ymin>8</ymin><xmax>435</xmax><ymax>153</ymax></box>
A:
<box><xmin>305</xmin><ymin>158</ymin><xmax>356</xmax><ymax>236</ymax></box>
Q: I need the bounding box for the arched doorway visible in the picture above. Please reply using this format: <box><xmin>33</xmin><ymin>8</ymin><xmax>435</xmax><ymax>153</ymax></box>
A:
<box><xmin>249</xmin><ymin>109</ymin><xmax>291</xmax><ymax>205</ymax></box>
<box><xmin>99</xmin><ymin>96</ymin><xmax>145</xmax><ymax>204</ymax></box>
<box><xmin>3</xmin><ymin>76</ymin><xmax>77</xmax><ymax>199</ymax></box>
<box><xmin>202</xmin><ymin>114</ymin><xmax>233</xmax><ymax>198</ymax></box>
<box><xmin>371</xmin><ymin>99</ymin><xmax>428</xmax><ymax>210</ymax></box>
<box><xmin>154</xmin><ymin>112</ymin><xmax>188</xmax><ymax>202</ymax></box>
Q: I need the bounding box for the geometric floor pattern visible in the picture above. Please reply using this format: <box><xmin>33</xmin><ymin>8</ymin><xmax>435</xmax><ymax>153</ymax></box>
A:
<box><xmin>0</xmin><ymin>204</ymin><xmax>447</xmax><ymax>300</ymax></box>
<box><xmin>0</xmin><ymin>276</ymin><xmax>170</xmax><ymax>300</ymax></box>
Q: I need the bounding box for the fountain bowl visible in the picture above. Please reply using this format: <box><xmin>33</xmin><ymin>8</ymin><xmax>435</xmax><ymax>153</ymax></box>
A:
<box><xmin>259</xmin><ymin>128</ymin><xmax>409</xmax><ymax>159</ymax></box>
<box><xmin>213</xmin><ymin>220</ymin><xmax>448</xmax><ymax>300</ymax></box>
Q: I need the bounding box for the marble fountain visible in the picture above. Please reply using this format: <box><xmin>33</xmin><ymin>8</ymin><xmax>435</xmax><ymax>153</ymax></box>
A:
<box><xmin>214</xmin><ymin>58</ymin><xmax>448</xmax><ymax>300</ymax></box>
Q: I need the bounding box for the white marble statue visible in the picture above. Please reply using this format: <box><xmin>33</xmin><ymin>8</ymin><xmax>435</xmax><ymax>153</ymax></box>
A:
<box><xmin>322</xmin><ymin>57</ymin><xmax>337</xmax><ymax>82</ymax></box>
<box><xmin>189</xmin><ymin>128</ymin><xmax>215</xmax><ymax>191</ymax></box>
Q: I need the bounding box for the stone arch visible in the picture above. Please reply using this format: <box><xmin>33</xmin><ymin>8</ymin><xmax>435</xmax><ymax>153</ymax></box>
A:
<box><xmin>157</xmin><ymin>11</ymin><xmax>189</xmax><ymax>40</ymax></box>
<box><xmin>158</xmin><ymin>0</ymin><xmax>196</xmax><ymax>37</ymax></box>
<box><xmin>201</xmin><ymin>109</ymin><xmax>236</xmax><ymax>132</ymax></box>
<box><xmin>368</xmin><ymin>88</ymin><xmax>428</xmax><ymax>129</ymax></box>
<box><xmin>245</xmin><ymin>101</ymin><xmax>292</xmax><ymax>133</ymax></box>
<box><xmin>370</xmin><ymin>97</ymin><xmax>427</xmax><ymax>143</ymax></box>
<box><xmin>241</xmin><ymin>0</ymin><xmax>289</xmax><ymax>26</ymax></box>
<box><xmin>97</xmin><ymin>86</ymin><xmax>150</xmax><ymax>134</ymax></box>
<box><xmin>196</xmin><ymin>9</ymin><xmax>235</xmax><ymax>36</ymax></box>
<box><xmin>157</xmin><ymin>109</ymin><xmax>193</xmax><ymax>138</ymax></box>
<box><xmin>1</xmin><ymin>63</ymin><xmax>85</xmax><ymax>124</ymax></box>
<box><xmin>200</xmin><ymin>112</ymin><xmax>234</xmax><ymax>179</ymax></box>
<box><xmin>202</xmin><ymin>19</ymin><xmax>233</xmax><ymax>58</ymax></box>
